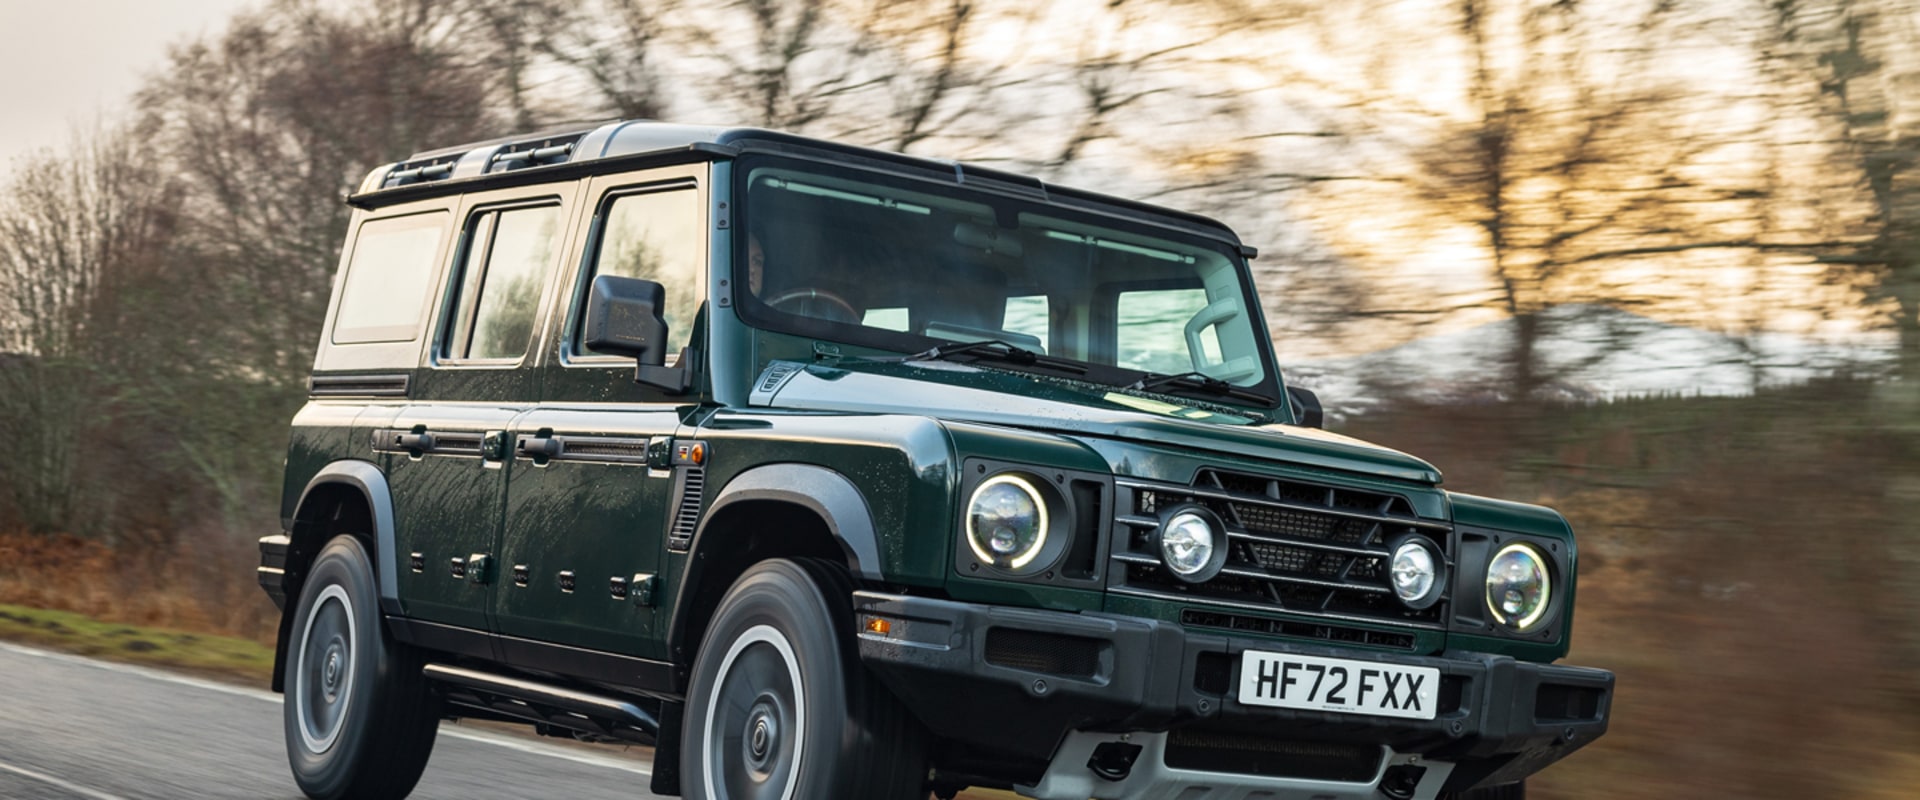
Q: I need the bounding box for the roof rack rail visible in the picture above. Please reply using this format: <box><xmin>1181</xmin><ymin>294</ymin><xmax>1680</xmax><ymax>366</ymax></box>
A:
<box><xmin>487</xmin><ymin>132</ymin><xmax>586</xmax><ymax>173</ymax></box>
<box><xmin>382</xmin><ymin>155</ymin><xmax>461</xmax><ymax>189</ymax></box>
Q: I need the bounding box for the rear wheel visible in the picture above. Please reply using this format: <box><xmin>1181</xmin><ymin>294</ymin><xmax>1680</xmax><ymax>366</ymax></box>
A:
<box><xmin>683</xmin><ymin>558</ymin><xmax>927</xmax><ymax>800</ymax></box>
<box><xmin>284</xmin><ymin>534</ymin><xmax>441</xmax><ymax>800</ymax></box>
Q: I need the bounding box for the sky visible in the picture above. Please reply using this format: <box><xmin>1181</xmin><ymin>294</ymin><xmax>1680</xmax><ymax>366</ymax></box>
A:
<box><xmin>0</xmin><ymin>0</ymin><xmax>257</xmax><ymax>175</ymax></box>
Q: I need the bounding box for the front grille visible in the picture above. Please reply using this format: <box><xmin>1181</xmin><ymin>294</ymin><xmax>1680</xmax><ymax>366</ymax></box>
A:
<box><xmin>1112</xmin><ymin>468</ymin><xmax>1452</xmax><ymax>632</ymax></box>
<box><xmin>1164</xmin><ymin>729</ymin><xmax>1383</xmax><ymax>781</ymax></box>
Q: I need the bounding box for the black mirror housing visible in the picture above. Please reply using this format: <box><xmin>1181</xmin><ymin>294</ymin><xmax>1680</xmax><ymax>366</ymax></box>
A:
<box><xmin>1287</xmin><ymin>385</ymin><xmax>1324</xmax><ymax>429</ymax></box>
<box><xmin>581</xmin><ymin>274</ymin><xmax>690</xmax><ymax>394</ymax></box>
<box><xmin>582</xmin><ymin>275</ymin><xmax>669</xmax><ymax>366</ymax></box>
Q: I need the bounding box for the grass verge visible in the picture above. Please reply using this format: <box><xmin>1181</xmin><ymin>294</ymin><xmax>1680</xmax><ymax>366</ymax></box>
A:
<box><xmin>0</xmin><ymin>602</ymin><xmax>273</xmax><ymax>685</ymax></box>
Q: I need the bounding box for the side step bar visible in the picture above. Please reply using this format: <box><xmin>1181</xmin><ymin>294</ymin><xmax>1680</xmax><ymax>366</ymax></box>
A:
<box><xmin>423</xmin><ymin>663</ymin><xmax>660</xmax><ymax>745</ymax></box>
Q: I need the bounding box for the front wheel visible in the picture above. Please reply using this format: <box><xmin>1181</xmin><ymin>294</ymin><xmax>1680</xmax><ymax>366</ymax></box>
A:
<box><xmin>683</xmin><ymin>559</ymin><xmax>927</xmax><ymax>800</ymax></box>
<box><xmin>284</xmin><ymin>534</ymin><xmax>441</xmax><ymax>800</ymax></box>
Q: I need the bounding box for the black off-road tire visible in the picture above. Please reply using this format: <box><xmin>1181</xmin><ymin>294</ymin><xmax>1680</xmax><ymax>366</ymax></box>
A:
<box><xmin>283</xmin><ymin>534</ymin><xmax>442</xmax><ymax>800</ymax></box>
<box><xmin>1446</xmin><ymin>781</ymin><xmax>1525</xmax><ymax>800</ymax></box>
<box><xmin>682</xmin><ymin>558</ymin><xmax>929</xmax><ymax>800</ymax></box>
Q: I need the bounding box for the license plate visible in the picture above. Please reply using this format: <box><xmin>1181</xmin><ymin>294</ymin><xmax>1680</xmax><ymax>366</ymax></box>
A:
<box><xmin>1237</xmin><ymin>651</ymin><xmax>1440</xmax><ymax>720</ymax></box>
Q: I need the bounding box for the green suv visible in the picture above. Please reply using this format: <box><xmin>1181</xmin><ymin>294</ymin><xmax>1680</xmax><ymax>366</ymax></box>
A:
<box><xmin>257</xmin><ymin>122</ymin><xmax>1611</xmax><ymax>800</ymax></box>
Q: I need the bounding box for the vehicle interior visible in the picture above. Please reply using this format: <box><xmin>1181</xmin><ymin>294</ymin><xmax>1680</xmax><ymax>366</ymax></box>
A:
<box><xmin>741</xmin><ymin>164</ymin><xmax>1271</xmax><ymax>389</ymax></box>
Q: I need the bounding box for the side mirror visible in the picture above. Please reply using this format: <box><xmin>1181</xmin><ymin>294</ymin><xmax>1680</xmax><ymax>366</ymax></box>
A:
<box><xmin>1286</xmin><ymin>385</ymin><xmax>1324</xmax><ymax>429</ymax></box>
<box><xmin>582</xmin><ymin>274</ymin><xmax>669</xmax><ymax>364</ymax></box>
<box><xmin>581</xmin><ymin>274</ymin><xmax>689</xmax><ymax>394</ymax></box>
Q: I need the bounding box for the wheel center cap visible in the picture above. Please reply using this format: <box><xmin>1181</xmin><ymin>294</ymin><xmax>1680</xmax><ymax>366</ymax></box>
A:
<box><xmin>745</xmin><ymin>704</ymin><xmax>778</xmax><ymax>767</ymax></box>
<box><xmin>323</xmin><ymin>648</ymin><xmax>343</xmax><ymax>692</ymax></box>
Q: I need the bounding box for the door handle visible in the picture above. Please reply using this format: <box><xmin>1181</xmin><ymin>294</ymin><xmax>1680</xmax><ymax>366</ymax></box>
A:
<box><xmin>517</xmin><ymin>436</ymin><xmax>561</xmax><ymax>458</ymax></box>
<box><xmin>394</xmin><ymin>432</ymin><xmax>436</xmax><ymax>451</ymax></box>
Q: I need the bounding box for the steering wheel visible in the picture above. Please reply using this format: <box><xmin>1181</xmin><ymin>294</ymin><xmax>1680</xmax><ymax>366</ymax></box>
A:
<box><xmin>766</xmin><ymin>288</ymin><xmax>861</xmax><ymax>324</ymax></box>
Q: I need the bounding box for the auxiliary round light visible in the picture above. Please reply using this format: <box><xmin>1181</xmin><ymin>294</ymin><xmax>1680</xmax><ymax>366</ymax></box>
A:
<box><xmin>1154</xmin><ymin>505</ymin><xmax>1227</xmax><ymax>583</ymax></box>
<box><xmin>1161</xmin><ymin>511</ymin><xmax>1216</xmax><ymax>577</ymax></box>
<box><xmin>1486</xmin><ymin>543</ymin><xmax>1553</xmax><ymax>631</ymax></box>
<box><xmin>1390</xmin><ymin>538</ymin><xmax>1444</xmax><ymax>609</ymax></box>
<box><xmin>966</xmin><ymin>474</ymin><xmax>1049</xmax><ymax>570</ymax></box>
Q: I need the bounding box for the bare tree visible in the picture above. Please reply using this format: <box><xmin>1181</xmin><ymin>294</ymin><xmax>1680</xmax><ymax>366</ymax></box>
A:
<box><xmin>0</xmin><ymin>130</ymin><xmax>181</xmax><ymax>534</ymax></box>
<box><xmin>1297</xmin><ymin>0</ymin><xmax>1877</xmax><ymax>398</ymax></box>
<box><xmin>122</xmin><ymin>0</ymin><xmax>522</xmax><ymax>532</ymax></box>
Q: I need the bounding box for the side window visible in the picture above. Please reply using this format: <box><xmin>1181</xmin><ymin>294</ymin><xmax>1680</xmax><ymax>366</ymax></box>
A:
<box><xmin>332</xmin><ymin>213</ymin><xmax>447</xmax><ymax>344</ymax></box>
<box><xmin>581</xmin><ymin>187</ymin><xmax>705</xmax><ymax>360</ymax></box>
<box><xmin>1117</xmin><ymin>287</ymin><xmax>1217</xmax><ymax>373</ymax></box>
<box><xmin>442</xmin><ymin>204</ymin><xmax>562</xmax><ymax>362</ymax></box>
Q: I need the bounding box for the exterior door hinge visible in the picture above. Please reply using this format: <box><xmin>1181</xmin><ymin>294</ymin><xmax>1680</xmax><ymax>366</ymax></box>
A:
<box><xmin>631</xmin><ymin>573</ymin><xmax>659</xmax><ymax>607</ymax></box>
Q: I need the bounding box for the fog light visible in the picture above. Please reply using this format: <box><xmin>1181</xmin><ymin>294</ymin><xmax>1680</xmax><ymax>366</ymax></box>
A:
<box><xmin>1156</xmin><ymin>505</ymin><xmax>1227</xmax><ymax>583</ymax></box>
<box><xmin>1389</xmin><ymin>537</ymin><xmax>1444</xmax><ymax>610</ymax></box>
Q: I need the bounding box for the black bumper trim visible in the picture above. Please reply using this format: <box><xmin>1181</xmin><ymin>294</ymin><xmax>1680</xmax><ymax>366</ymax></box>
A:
<box><xmin>258</xmin><ymin>534</ymin><xmax>291</xmax><ymax>611</ymax></box>
<box><xmin>852</xmin><ymin>591</ymin><xmax>1612</xmax><ymax>792</ymax></box>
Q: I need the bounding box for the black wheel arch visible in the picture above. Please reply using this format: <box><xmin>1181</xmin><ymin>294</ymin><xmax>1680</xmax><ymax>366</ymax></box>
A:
<box><xmin>272</xmin><ymin>460</ymin><xmax>399</xmax><ymax>693</ymax></box>
<box><xmin>666</xmin><ymin>464</ymin><xmax>884</xmax><ymax>669</ymax></box>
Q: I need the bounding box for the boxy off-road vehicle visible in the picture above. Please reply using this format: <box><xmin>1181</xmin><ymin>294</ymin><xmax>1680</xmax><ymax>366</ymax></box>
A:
<box><xmin>257</xmin><ymin>122</ymin><xmax>1612</xmax><ymax>800</ymax></box>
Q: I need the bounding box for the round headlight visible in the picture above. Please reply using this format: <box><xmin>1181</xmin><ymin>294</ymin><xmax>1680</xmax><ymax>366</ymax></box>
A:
<box><xmin>1486</xmin><ymin>543</ymin><xmax>1553</xmax><ymax>631</ymax></box>
<box><xmin>967</xmin><ymin>474</ymin><xmax>1049</xmax><ymax>569</ymax></box>
<box><xmin>1390</xmin><ymin>538</ymin><xmax>1444</xmax><ymax>609</ymax></box>
<box><xmin>1161</xmin><ymin>511</ymin><xmax>1216</xmax><ymax>577</ymax></box>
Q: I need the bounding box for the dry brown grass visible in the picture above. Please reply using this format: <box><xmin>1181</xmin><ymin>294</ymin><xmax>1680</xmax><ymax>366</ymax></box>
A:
<box><xmin>0</xmin><ymin>530</ymin><xmax>277</xmax><ymax>645</ymax></box>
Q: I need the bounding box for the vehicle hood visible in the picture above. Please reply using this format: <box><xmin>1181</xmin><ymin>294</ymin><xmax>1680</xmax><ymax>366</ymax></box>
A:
<box><xmin>750</xmin><ymin>361</ymin><xmax>1442</xmax><ymax>485</ymax></box>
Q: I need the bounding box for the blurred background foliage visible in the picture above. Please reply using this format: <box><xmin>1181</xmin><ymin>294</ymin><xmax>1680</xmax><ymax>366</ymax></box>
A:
<box><xmin>0</xmin><ymin>0</ymin><xmax>1916</xmax><ymax>796</ymax></box>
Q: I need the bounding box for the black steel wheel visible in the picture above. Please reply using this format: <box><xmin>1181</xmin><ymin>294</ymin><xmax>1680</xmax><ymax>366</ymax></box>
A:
<box><xmin>284</xmin><ymin>534</ymin><xmax>441</xmax><ymax>800</ymax></box>
<box><xmin>683</xmin><ymin>559</ymin><xmax>927</xmax><ymax>800</ymax></box>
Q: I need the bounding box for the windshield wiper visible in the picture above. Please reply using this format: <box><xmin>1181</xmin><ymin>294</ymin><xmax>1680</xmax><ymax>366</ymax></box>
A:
<box><xmin>1129</xmin><ymin>370</ymin><xmax>1230</xmax><ymax>394</ymax></box>
<box><xmin>907</xmin><ymin>339</ymin><xmax>1041</xmax><ymax>366</ymax></box>
<box><xmin>1127</xmin><ymin>370</ymin><xmax>1275</xmax><ymax>406</ymax></box>
<box><xmin>831</xmin><ymin>338</ymin><xmax>1087</xmax><ymax>374</ymax></box>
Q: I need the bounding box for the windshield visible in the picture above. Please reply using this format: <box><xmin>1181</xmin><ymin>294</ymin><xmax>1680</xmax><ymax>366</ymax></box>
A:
<box><xmin>736</xmin><ymin>159</ymin><xmax>1278</xmax><ymax>405</ymax></box>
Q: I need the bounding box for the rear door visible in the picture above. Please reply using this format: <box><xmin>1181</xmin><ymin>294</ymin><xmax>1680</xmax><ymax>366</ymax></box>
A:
<box><xmin>494</xmin><ymin>165</ymin><xmax>710</xmax><ymax>661</ymax></box>
<box><xmin>385</xmin><ymin>182</ymin><xmax>580</xmax><ymax>633</ymax></box>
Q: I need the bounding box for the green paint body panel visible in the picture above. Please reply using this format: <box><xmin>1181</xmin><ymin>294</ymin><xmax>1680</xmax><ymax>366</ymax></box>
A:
<box><xmin>274</xmin><ymin>128</ymin><xmax>1595</xmax><ymax>709</ymax></box>
<box><xmin>691</xmin><ymin>409</ymin><xmax>959</xmax><ymax>589</ymax></box>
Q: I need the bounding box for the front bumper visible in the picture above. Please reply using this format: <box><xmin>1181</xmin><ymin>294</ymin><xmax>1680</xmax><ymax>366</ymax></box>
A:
<box><xmin>852</xmin><ymin>592</ymin><xmax>1611</xmax><ymax>795</ymax></box>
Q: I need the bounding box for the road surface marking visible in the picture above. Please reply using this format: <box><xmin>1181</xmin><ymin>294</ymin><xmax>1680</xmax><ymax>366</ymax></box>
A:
<box><xmin>0</xmin><ymin>641</ymin><xmax>653</xmax><ymax>776</ymax></box>
<box><xmin>0</xmin><ymin>759</ymin><xmax>130</xmax><ymax>800</ymax></box>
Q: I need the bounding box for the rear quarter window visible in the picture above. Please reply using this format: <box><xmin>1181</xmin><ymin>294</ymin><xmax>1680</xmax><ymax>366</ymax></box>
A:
<box><xmin>332</xmin><ymin>212</ymin><xmax>448</xmax><ymax>344</ymax></box>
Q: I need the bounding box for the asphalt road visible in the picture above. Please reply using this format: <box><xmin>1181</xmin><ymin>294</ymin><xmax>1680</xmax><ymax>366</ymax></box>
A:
<box><xmin>0</xmin><ymin>642</ymin><xmax>662</xmax><ymax>799</ymax></box>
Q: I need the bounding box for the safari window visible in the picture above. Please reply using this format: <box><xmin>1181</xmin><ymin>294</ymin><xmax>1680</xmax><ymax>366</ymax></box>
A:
<box><xmin>442</xmin><ymin>204</ymin><xmax>562</xmax><ymax>361</ymax></box>
<box><xmin>332</xmin><ymin>212</ymin><xmax>447</xmax><ymax>345</ymax></box>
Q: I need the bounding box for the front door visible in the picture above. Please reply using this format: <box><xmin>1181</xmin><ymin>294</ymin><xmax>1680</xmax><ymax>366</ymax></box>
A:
<box><xmin>494</xmin><ymin>167</ymin><xmax>710</xmax><ymax>661</ymax></box>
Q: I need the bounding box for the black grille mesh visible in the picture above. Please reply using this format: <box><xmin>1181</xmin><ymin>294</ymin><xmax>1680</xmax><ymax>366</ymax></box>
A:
<box><xmin>1114</xmin><ymin>469</ymin><xmax>1451</xmax><ymax>633</ymax></box>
